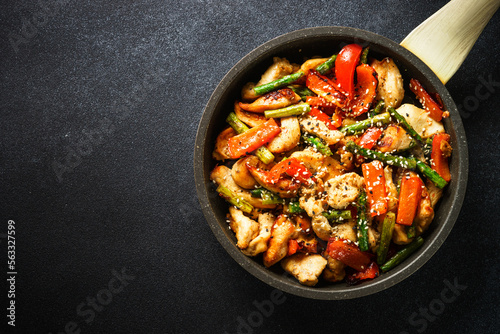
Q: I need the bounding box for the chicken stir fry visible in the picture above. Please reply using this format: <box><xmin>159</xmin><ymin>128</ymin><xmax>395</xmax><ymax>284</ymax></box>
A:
<box><xmin>211</xmin><ymin>43</ymin><xmax>452</xmax><ymax>286</ymax></box>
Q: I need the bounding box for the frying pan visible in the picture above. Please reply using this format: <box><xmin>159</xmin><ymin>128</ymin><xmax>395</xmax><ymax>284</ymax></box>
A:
<box><xmin>194</xmin><ymin>0</ymin><xmax>498</xmax><ymax>299</ymax></box>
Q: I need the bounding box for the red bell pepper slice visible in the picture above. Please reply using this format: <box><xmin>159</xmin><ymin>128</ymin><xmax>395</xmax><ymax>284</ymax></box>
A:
<box><xmin>362</xmin><ymin>160</ymin><xmax>388</xmax><ymax>217</ymax></box>
<box><xmin>227</xmin><ymin>118</ymin><xmax>281</xmax><ymax>159</ymax></box>
<box><xmin>358</xmin><ymin>127</ymin><xmax>382</xmax><ymax>149</ymax></box>
<box><xmin>396</xmin><ymin>175</ymin><xmax>424</xmax><ymax>226</ymax></box>
<box><xmin>409</xmin><ymin>78</ymin><xmax>443</xmax><ymax>122</ymax></box>
<box><xmin>355</xmin><ymin>126</ymin><xmax>381</xmax><ymax>164</ymax></box>
<box><xmin>431</xmin><ymin>133</ymin><xmax>452</xmax><ymax>182</ymax></box>
<box><xmin>305</xmin><ymin>96</ymin><xmax>336</xmax><ymax>109</ymax></box>
<box><xmin>346</xmin><ymin>261</ymin><xmax>379</xmax><ymax>285</ymax></box>
<box><xmin>305</xmin><ymin>96</ymin><xmax>338</xmax><ymax>115</ymax></box>
<box><xmin>349</xmin><ymin>64</ymin><xmax>378</xmax><ymax>117</ymax></box>
<box><xmin>326</xmin><ymin>238</ymin><xmax>371</xmax><ymax>271</ymax></box>
<box><xmin>335</xmin><ymin>43</ymin><xmax>363</xmax><ymax>97</ymax></box>
<box><xmin>306</xmin><ymin>70</ymin><xmax>348</xmax><ymax>108</ymax></box>
<box><xmin>269</xmin><ymin>157</ymin><xmax>314</xmax><ymax>185</ymax></box>
<box><xmin>308</xmin><ymin>106</ymin><xmax>338</xmax><ymax>130</ymax></box>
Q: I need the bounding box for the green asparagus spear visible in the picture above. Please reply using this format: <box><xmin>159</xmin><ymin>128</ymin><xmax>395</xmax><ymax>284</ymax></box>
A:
<box><xmin>422</xmin><ymin>136</ymin><xmax>434</xmax><ymax>161</ymax></box>
<box><xmin>340</xmin><ymin>112</ymin><xmax>391</xmax><ymax>135</ymax></box>
<box><xmin>376</xmin><ymin>212</ymin><xmax>396</xmax><ymax>265</ymax></box>
<box><xmin>254</xmin><ymin>71</ymin><xmax>305</xmax><ymax>96</ymax></box>
<box><xmin>387</xmin><ymin>107</ymin><xmax>423</xmax><ymax>143</ymax></box>
<box><xmin>264</xmin><ymin>103</ymin><xmax>310</xmax><ymax>118</ymax></box>
<box><xmin>380</xmin><ymin>236</ymin><xmax>424</xmax><ymax>272</ymax></box>
<box><xmin>226</xmin><ymin>112</ymin><xmax>250</xmax><ymax>133</ymax></box>
<box><xmin>302</xmin><ymin>135</ymin><xmax>333</xmax><ymax>156</ymax></box>
<box><xmin>368</xmin><ymin>99</ymin><xmax>386</xmax><ymax>118</ymax></box>
<box><xmin>216</xmin><ymin>185</ymin><xmax>254</xmax><ymax>214</ymax></box>
<box><xmin>253</xmin><ymin>53</ymin><xmax>337</xmax><ymax>96</ymax></box>
<box><xmin>416</xmin><ymin>160</ymin><xmax>448</xmax><ymax>189</ymax></box>
<box><xmin>226</xmin><ymin>112</ymin><xmax>275</xmax><ymax>164</ymax></box>
<box><xmin>250</xmin><ymin>188</ymin><xmax>284</xmax><ymax>205</ymax></box>
<box><xmin>287</xmin><ymin>200</ymin><xmax>305</xmax><ymax>214</ymax></box>
<box><xmin>322</xmin><ymin>209</ymin><xmax>352</xmax><ymax>222</ymax></box>
<box><xmin>360</xmin><ymin>47</ymin><xmax>370</xmax><ymax>64</ymax></box>
<box><xmin>356</xmin><ymin>190</ymin><xmax>370</xmax><ymax>252</ymax></box>
<box><xmin>288</xmin><ymin>85</ymin><xmax>316</xmax><ymax>101</ymax></box>
<box><xmin>406</xmin><ymin>224</ymin><xmax>416</xmax><ymax>239</ymax></box>
<box><xmin>316</xmin><ymin>54</ymin><xmax>338</xmax><ymax>75</ymax></box>
<box><xmin>345</xmin><ymin>141</ymin><xmax>418</xmax><ymax>170</ymax></box>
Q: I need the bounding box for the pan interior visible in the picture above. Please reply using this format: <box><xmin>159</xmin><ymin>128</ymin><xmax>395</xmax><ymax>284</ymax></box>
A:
<box><xmin>194</xmin><ymin>27</ymin><xmax>468</xmax><ymax>300</ymax></box>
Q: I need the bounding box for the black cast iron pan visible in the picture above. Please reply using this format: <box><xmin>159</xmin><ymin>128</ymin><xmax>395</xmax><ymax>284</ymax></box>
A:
<box><xmin>194</xmin><ymin>0</ymin><xmax>497</xmax><ymax>299</ymax></box>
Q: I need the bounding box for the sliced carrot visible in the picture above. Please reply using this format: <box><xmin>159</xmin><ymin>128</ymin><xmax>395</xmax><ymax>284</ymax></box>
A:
<box><xmin>362</xmin><ymin>160</ymin><xmax>388</xmax><ymax>217</ymax></box>
<box><xmin>409</xmin><ymin>78</ymin><xmax>443</xmax><ymax>122</ymax></box>
<box><xmin>431</xmin><ymin>133</ymin><xmax>452</xmax><ymax>182</ymax></box>
<box><xmin>396</xmin><ymin>175</ymin><xmax>424</xmax><ymax>226</ymax></box>
<box><xmin>227</xmin><ymin>118</ymin><xmax>281</xmax><ymax>159</ymax></box>
<box><xmin>331</xmin><ymin>112</ymin><xmax>343</xmax><ymax>128</ymax></box>
<box><xmin>287</xmin><ymin>239</ymin><xmax>300</xmax><ymax>257</ymax></box>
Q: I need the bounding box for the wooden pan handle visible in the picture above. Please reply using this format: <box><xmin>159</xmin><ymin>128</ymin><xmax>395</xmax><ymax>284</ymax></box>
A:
<box><xmin>401</xmin><ymin>0</ymin><xmax>500</xmax><ymax>84</ymax></box>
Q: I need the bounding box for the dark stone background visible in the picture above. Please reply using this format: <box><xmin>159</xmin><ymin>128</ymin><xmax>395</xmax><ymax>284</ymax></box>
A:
<box><xmin>1</xmin><ymin>0</ymin><xmax>499</xmax><ymax>333</ymax></box>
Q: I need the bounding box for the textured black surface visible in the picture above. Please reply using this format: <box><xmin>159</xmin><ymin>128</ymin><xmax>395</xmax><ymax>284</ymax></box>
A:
<box><xmin>1</xmin><ymin>1</ymin><xmax>499</xmax><ymax>333</ymax></box>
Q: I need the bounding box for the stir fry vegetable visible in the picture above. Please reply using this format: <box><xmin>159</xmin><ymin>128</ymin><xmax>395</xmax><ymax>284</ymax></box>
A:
<box><xmin>211</xmin><ymin>43</ymin><xmax>452</xmax><ymax>287</ymax></box>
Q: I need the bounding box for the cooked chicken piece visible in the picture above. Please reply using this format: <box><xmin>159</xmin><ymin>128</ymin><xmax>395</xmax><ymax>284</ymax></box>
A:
<box><xmin>397</xmin><ymin>104</ymin><xmax>445</xmax><ymax>139</ymax></box>
<box><xmin>281</xmin><ymin>253</ymin><xmax>327</xmax><ymax>286</ymax></box>
<box><xmin>384</xmin><ymin>166</ymin><xmax>399</xmax><ymax>212</ymax></box>
<box><xmin>370</xmin><ymin>57</ymin><xmax>405</xmax><ymax>109</ymax></box>
<box><xmin>332</xmin><ymin>221</ymin><xmax>357</xmax><ymax>242</ymax></box>
<box><xmin>241</xmin><ymin>57</ymin><xmax>298</xmax><ymax>101</ymax></box>
<box><xmin>393</xmin><ymin>224</ymin><xmax>413</xmax><ymax>245</ymax></box>
<box><xmin>367</xmin><ymin>226</ymin><xmax>380</xmax><ymax>253</ymax></box>
<box><xmin>267</xmin><ymin>116</ymin><xmax>301</xmax><ymax>153</ymax></box>
<box><xmin>426</xmin><ymin>179</ymin><xmax>443</xmax><ymax>208</ymax></box>
<box><xmin>312</xmin><ymin>215</ymin><xmax>333</xmax><ymax>241</ymax></box>
<box><xmin>323</xmin><ymin>253</ymin><xmax>346</xmax><ymax>283</ymax></box>
<box><xmin>324</xmin><ymin>172</ymin><xmax>365</xmax><ymax>209</ymax></box>
<box><xmin>440</xmin><ymin>138</ymin><xmax>452</xmax><ymax>157</ymax></box>
<box><xmin>231</xmin><ymin>156</ymin><xmax>260</xmax><ymax>189</ymax></box>
<box><xmin>415</xmin><ymin>186</ymin><xmax>435</xmax><ymax>236</ymax></box>
<box><xmin>228</xmin><ymin>207</ymin><xmax>260</xmax><ymax>249</ymax></box>
<box><xmin>242</xmin><ymin>212</ymin><xmax>274</xmax><ymax>257</ymax></box>
<box><xmin>300</xmin><ymin>58</ymin><xmax>329</xmax><ymax>75</ymax></box>
<box><xmin>263</xmin><ymin>215</ymin><xmax>295</xmax><ymax>267</ymax></box>
<box><xmin>299</xmin><ymin>195</ymin><xmax>328</xmax><ymax>218</ymax></box>
<box><xmin>377</xmin><ymin>124</ymin><xmax>414</xmax><ymax>153</ymax></box>
<box><xmin>299</xmin><ymin>113</ymin><xmax>344</xmax><ymax>146</ymax></box>
<box><xmin>234</xmin><ymin>101</ymin><xmax>267</xmax><ymax>127</ymax></box>
<box><xmin>239</xmin><ymin>88</ymin><xmax>302</xmax><ymax>113</ymax></box>
<box><xmin>290</xmin><ymin>149</ymin><xmax>344</xmax><ymax>181</ymax></box>
<box><xmin>210</xmin><ymin>165</ymin><xmax>277</xmax><ymax>209</ymax></box>
<box><xmin>259</xmin><ymin>57</ymin><xmax>299</xmax><ymax>86</ymax></box>
<box><xmin>212</xmin><ymin>127</ymin><xmax>236</xmax><ymax>161</ymax></box>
